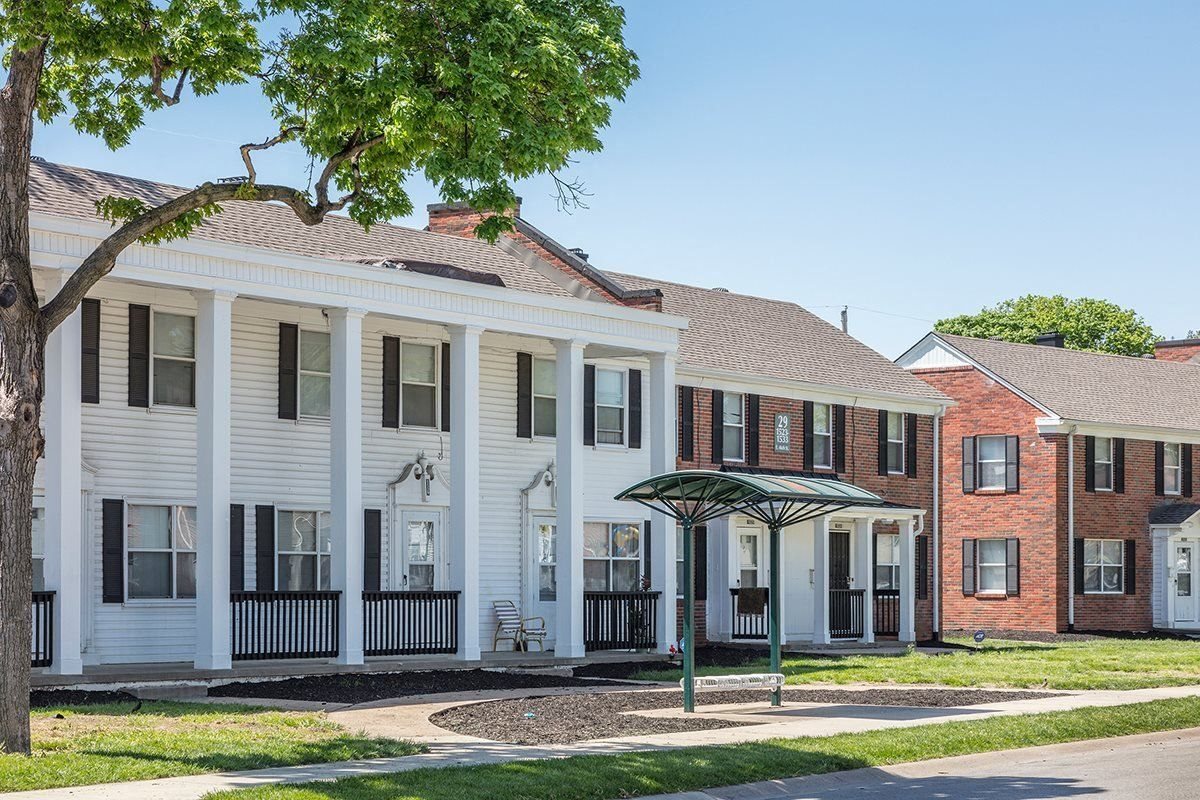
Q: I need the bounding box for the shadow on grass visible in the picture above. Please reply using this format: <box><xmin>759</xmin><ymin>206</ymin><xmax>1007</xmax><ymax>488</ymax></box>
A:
<box><xmin>34</xmin><ymin>700</ymin><xmax>275</xmax><ymax>719</ymax></box>
<box><xmin>72</xmin><ymin>736</ymin><xmax>417</xmax><ymax>774</ymax></box>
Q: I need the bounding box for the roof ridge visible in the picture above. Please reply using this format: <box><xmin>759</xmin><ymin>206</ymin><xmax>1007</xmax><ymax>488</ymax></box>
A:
<box><xmin>937</xmin><ymin>332</ymin><xmax>1200</xmax><ymax>370</ymax></box>
<box><xmin>606</xmin><ymin>269</ymin><xmax>809</xmax><ymax>309</ymax></box>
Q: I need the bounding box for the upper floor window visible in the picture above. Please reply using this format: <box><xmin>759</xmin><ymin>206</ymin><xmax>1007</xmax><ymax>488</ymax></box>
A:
<box><xmin>127</xmin><ymin>504</ymin><xmax>197</xmax><ymax>599</ymax></box>
<box><xmin>583</xmin><ymin>521</ymin><xmax>641</xmax><ymax>590</ymax></box>
<box><xmin>298</xmin><ymin>330</ymin><xmax>331</xmax><ymax>418</ymax></box>
<box><xmin>977</xmin><ymin>435</ymin><xmax>1008</xmax><ymax>490</ymax></box>
<box><xmin>874</xmin><ymin>533</ymin><xmax>900</xmax><ymax>590</ymax></box>
<box><xmin>812</xmin><ymin>403</ymin><xmax>833</xmax><ymax>469</ymax></box>
<box><xmin>1165</xmin><ymin>442</ymin><xmax>1182</xmax><ymax>495</ymax></box>
<box><xmin>402</xmin><ymin>343</ymin><xmax>438</xmax><ymax>428</ymax></box>
<box><xmin>1093</xmin><ymin>437</ymin><xmax>1113</xmax><ymax>491</ymax></box>
<box><xmin>723</xmin><ymin>393</ymin><xmax>745</xmax><ymax>461</ymax></box>
<box><xmin>31</xmin><ymin>508</ymin><xmax>44</xmax><ymax>592</ymax></box>
<box><xmin>152</xmin><ymin>311</ymin><xmax>195</xmax><ymax>407</ymax></box>
<box><xmin>277</xmin><ymin>510</ymin><xmax>331</xmax><ymax>591</ymax></box>
<box><xmin>595</xmin><ymin>369</ymin><xmax>626</xmax><ymax>445</ymax></box>
<box><xmin>886</xmin><ymin>411</ymin><xmax>905</xmax><ymax>474</ymax></box>
<box><xmin>533</xmin><ymin>358</ymin><xmax>557</xmax><ymax>437</ymax></box>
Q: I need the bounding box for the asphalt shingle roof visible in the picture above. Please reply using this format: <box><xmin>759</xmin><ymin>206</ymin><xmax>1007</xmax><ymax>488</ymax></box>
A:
<box><xmin>609</xmin><ymin>272</ymin><xmax>950</xmax><ymax>403</ymax></box>
<box><xmin>1150</xmin><ymin>503</ymin><xmax>1200</xmax><ymax>525</ymax></box>
<box><xmin>936</xmin><ymin>333</ymin><xmax>1200</xmax><ymax>431</ymax></box>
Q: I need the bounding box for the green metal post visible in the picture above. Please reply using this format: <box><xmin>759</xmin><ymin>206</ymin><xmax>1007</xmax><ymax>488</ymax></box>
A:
<box><xmin>769</xmin><ymin>524</ymin><xmax>782</xmax><ymax>707</ymax></box>
<box><xmin>682</xmin><ymin>517</ymin><xmax>695</xmax><ymax>713</ymax></box>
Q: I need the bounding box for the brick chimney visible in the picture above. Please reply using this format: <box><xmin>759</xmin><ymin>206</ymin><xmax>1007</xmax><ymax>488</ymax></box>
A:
<box><xmin>1154</xmin><ymin>338</ymin><xmax>1200</xmax><ymax>364</ymax></box>
<box><xmin>426</xmin><ymin>199</ymin><xmax>521</xmax><ymax>238</ymax></box>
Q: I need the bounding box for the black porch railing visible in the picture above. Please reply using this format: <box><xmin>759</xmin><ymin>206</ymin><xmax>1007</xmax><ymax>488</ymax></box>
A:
<box><xmin>231</xmin><ymin>591</ymin><xmax>340</xmax><ymax>661</ymax></box>
<box><xmin>729</xmin><ymin>588</ymin><xmax>769</xmax><ymax>640</ymax></box>
<box><xmin>31</xmin><ymin>591</ymin><xmax>54</xmax><ymax>668</ymax></box>
<box><xmin>829</xmin><ymin>588</ymin><xmax>866</xmax><ymax>639</ymax></box>
<box><xmin>363</xmin><ymin>590</ymin><xmax>459</xmax><ymax>656</ymax></box>
<box><xmin>874</xmin><ymin>589</ymin><xmax>900</xmax><ymax>637</ymax></box>
<box><xmin>584</xmin><ymin>591</ymin><xmax>660</xmax><ymax>651</ymax></box>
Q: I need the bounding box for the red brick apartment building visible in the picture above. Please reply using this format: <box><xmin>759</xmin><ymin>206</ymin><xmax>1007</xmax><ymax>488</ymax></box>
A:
<box><xmin>899</xmin><ymin>332</ymin><xmax>1200</xmax><ymax>634</ymax></box>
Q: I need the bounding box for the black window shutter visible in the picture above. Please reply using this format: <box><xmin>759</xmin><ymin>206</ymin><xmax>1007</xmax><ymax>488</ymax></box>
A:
<box><xmin>1113</xmin><ymin>438</ymin><xmax>1126</xmax><ymax>494</ymax></box>
<box><xmin>1005</xmin><ymin>436</ymin><xmax>1020</xmax><ymax>493</ymax></box>
<box><xmin>802</xmin><ymin>401</ymin><xmax>815</xmax><ymax>471</ymax></box>
<box><xmin>101</xmin><ymin>498</ymin><xmax>125</xmax><ymax>603</ymax></box>
<box><xmin>710</xmin><ymin>389</ymin><xmax>724</xmax><ymax>463</ymax></box>
<box><xmin>1184</xmin><ymin>444</ymin><xmax>1194</xmax><ymax>497</ymax></box>
<box><xmin>628</xmin><ymin>369</ymin><xmax>642</xmax><ymax>449</ymax></box>
<box><xmin>364</xmin><ymin>509</ymin><xmax>382</xmax><ymax>592</ymax></box>
<box><xmin>693</xmin><ymin>525</ymin><xmax>708</xmax><ymax>601</ymax></box>
<box><xmin>877</xmin><ymin>409</ymin><xmax>889</xmax><ymax>475</ymax></box>
<box><xmin>255</xmin><ymin>505</ymin><xmax>275</xmax><ymax>591</ymax></box>
<box><xmin>127</xmin><ymin>304</ymin><xmax>150</xmax><ymax>408</ymax></box>
<box><xmin>1084</xmin><ymin>434</ymin><xmax>1094</xmax><ymax>491</ymax></box>
<box><xmin>1124</xmin><ymin>539</ymin><xmax>1137</xmax><ymax>595</ymax></box>
<box><xmin>382</xmin><ymin>336</ymin><xmax>400</xmax><ymax>429</ymax></box>
<box><xmin>277</xmin><ymin>322</ymin><xmax>298</xmax><ymax>420</ymax></box>
<box><xmin>679</xmin><ymin>386</ymin><xmax>695</xmax><ymax>461</ymax></box>
<box><xmin>905</xmin><ymin>413</ymin><xmax>918</xmax><ymax>478</ymax></box>
<box><xmin>1155</xmin><ymin>441</ymin><xmax>1165</xmax><ymax>496</ymax></box>
<box><xmin>230</xmin><ymin>504</ymin><xmax>245</xmax><ymax>592</ymax></box>
<box><xmin>1074</xmin><ymin>538</ymin><xmax>1085</xmax><ymax>595</ymax></box>
<box><xmin>1006</xmin><ymin>538</ymin><xmax>1020</xmax><ymax>596</ymax></box>
<box><xmin>962</xmin><ymin>436</ymin><xmax>976</xmax><ymax>493</ymax></box>
<box><xmin>916</xmin><ymin>534</ymin><xmax>929</xmax><ymax>600</ymax></box>
<box><xmin>515</xmin><ymin>352</ymin><xmax>533</xmax><ymax>439</ymax></box>
<box><xmin>642</xmin><ymin>519</ymin><xmax>652</xmax><ymax>585</ymax></box>
<box><xmin>834</xmin><ymin>405</ymin><xmax>847</xmax><ymax>473</ymax></box>
<box><xmin>81</xmin><ymin>298</ymin><xmax>101</xmax><ymax>404</ymax></box>
<box><xmin>962</xmin><ymin>539</ymin><xmax>976</xmax><ymax>596</ymax></box>
<box><xmin>745</xmin><ymin>394</ymin><xmax>760</xmax><ymax>465</ymax></box>
<box><xmin>583</xmin><ymin>364</ymin><xmax>596</xmax><ymax>445</ymax></box>
<box><xmin>440</xmin><ymin>342</ymin><xmax>451</xmax><ymax>432</ymax></box>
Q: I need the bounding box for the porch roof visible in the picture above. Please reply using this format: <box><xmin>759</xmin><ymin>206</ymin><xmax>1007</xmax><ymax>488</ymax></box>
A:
<box><xmin>1151</xmin><ymin>502</ymin><xmax>1200</xmax><ymax>526</ymax></box>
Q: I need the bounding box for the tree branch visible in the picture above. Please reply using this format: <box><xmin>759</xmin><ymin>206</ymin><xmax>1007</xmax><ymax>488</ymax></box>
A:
<box><xmin>239</xmin><ymin>126</ymin><xmax>304</xmax><ymax>183</ymax></box>
<box><xmin>149</xmin><ymin>57</ymin><xmax>189</xmax><ymax>107</ymax></box>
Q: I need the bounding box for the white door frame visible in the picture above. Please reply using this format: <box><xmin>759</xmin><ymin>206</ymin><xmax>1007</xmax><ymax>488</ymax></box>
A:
<box><xmin>1169</xmin><ymin>538</ymin><xmax>1199</xmax><ymax>627</ymax></box>
<box><xmin>391</xmin><ymin>506</ymin><xmax>446</xmax><ymax>591</ymax></box>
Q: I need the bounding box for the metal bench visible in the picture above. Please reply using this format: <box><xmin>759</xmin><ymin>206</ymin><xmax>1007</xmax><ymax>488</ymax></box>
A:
<box><xmin>682</xmin><ymin>673</ymin><xmax>785</xmax><ymax>691</ymax></box>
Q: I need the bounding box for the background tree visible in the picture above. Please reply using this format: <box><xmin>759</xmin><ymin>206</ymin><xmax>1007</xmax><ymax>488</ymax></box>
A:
<box><xmin>0</xmin><ymin>0</ymin><xmax>637</xmax><ymax>753</ymax></box>
<box><xmin>935</xmin><ymin>294</ymin><xmax>1158</xmax><ymax>356</ymax></box>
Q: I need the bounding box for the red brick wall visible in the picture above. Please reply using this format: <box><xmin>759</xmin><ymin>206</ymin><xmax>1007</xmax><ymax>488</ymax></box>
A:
<box><xmin>1154</xmin><ymin>340</ymin><xmax>1200</xmax><ymax>364</ymax></box>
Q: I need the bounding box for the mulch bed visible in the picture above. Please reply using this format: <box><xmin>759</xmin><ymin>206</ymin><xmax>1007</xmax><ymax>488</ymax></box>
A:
<box><xmin>208</xmin><ymin>669</ymin><xmax>629</xmax><ymax>704</ymax></box>
<box><xmin>575</xmin><ymin>646</ymin><xmax>771</xmax><ymax>680</ymax></box>
<box><xmin>31</xmin><ymin>689</ymin><xmax>137</xmax><ymax>708</ymax></box>
<box><xmin>430</xmin><ymin>686</ymin><xmax>1055</xmax><ymax>744</ymax></box>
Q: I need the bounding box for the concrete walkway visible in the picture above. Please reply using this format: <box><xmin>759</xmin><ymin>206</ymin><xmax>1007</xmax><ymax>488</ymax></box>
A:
<box><xmin>12</xmin><ymin>683</ymin><xmax>1200</xmax><ymax>800</ymax></box>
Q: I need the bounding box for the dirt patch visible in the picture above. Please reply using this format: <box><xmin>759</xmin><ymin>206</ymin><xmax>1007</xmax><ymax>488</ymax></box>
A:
<box><xmin>431</xmin><ymin>687</ymin><xmax>1056</xmax><ymax>744</ymax></box>
<box><xmin>209</xmin><ymin>669</ymin><xmax>629</xmax><ymax>704</ymax></box>
<box><xmin>31</xmin><ymin>689</ymin><xmax>137</xmax><ymax>709</ymax></box>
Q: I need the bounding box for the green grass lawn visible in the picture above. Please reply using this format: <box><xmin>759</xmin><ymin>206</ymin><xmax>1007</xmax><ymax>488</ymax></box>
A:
<box><xmin>0</xmin><ymin>699</ymin><xmax>422</xmax><ymax>794</ymax></box>
<box><xmin>206</xmin><ymin>695</ymin><xmax>1200</xmax><ymax>800</ymax></box>
<box><xmin>633</xmin><ymin>635</ymin><xmax>1200</xmax><ymax>690</ymax></box>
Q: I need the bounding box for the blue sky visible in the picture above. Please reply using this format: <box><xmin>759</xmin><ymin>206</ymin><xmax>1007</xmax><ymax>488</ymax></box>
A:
<box><xmin>32</xmin><ymin>2</ymin><xmax>1200</xmax><ymax>357</ymax></box>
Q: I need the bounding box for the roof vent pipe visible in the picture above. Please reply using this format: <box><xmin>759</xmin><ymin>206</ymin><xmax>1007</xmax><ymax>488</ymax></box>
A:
<box><xmin>568</xmin><ymin>247</ymin><xmax>589</xmax><ymax>262</ymax></box>
<box><xmin>1035</xmin><ymin>331</ymin><xmax>1065</xmax><ymax>348</ymax></box>
<box><xmin>712</xmin><ymin>287</ymin><xmax>730</xmax><ymax>293</ymax></box>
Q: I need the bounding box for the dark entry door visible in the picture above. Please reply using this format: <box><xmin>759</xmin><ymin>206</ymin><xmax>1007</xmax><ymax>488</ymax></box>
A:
<box><xmin>829</xmin><ymin>530</ymin><xmax>851</xmax><ymax>590</ymax></box>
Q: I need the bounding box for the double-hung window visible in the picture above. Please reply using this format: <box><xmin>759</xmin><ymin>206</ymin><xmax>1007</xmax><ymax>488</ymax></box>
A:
<box><xmin>1165</xmin><ymin>443</ymin><xmax>1183</xmax><ymax>495</ymax></box>
<box><xmin>595</xmin><ymin>369</ymin><xmax>626</xmax><ymax>445</ymax></box>
<box><xmin>977</xmin><ymin>435</ymin><xmax>1008</xmax><ymax>490</ymax></box>
<box><xmin>152</xmin><ymin>311</ymin><xmax>195</xmax><ymax>407</ymax></box>
<box><xmin>31</xmin><ymin>508</ymin><xmax>45</xmax><ymax>592</ymax></box>
<box><xmin>583</xmin><ymin>522</ymin><xmax>641</xmax><ymax>590</ymax></box>
<box><xmin>874</xmin><ymin>533</ymin><xmax>900</xmax><ymax>590</ymax></box>
<box><xmin>127</xmin><ymin>504</ymin><xmax>197</xmax><ymax>599</ymax></box>
<box><xmin>276</xmin><ymin>510</ymin><xmax>331</xmax><ymax>591</ymax></box>
<box><xmin>1083</xmin><ymin>539</ymin><xmax>1124</xmax><ymax>594</ymax></box>
<box><xmin>812</xmin><ymin>403</ymin><xmax>833</xmax><ymax>469</ymax></box>
<box><xmin>886</xmin><ymin>412</ymin><xmax>905</xmax><ymax>474</ymax></box>
<box><xmin>401</xmin><ymin>343</ymin><xmax>439</xmax><ymax>428</ymax></box>
<box><xmin>1093</xmin><ymin>437</ymin><xmax>1113</xmax><ymax>491</ymax></box>
<box><xmin>723</xmin><ymin>393</ymin><xmax>745</xmax><ymax>461</ymax></box>
<box><xmin>976</xmin><ymin>539</ymin><xmax>1008</xmax><ymax>593</ymax></box>
<box><xmin>298</xmin><ymin>330</ymin><xmax>331</xmax><ymax>418</ymax></box>
<box><xmin>533</xmin><ymin>358</ymin><xmax>557</xmax><ymax>437</ymax></box>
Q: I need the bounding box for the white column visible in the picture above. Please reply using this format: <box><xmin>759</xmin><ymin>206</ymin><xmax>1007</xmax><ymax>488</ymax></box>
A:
<box><xmin>854</xmin><ymin>518</ymin><xmax>875</xmax><ymax>644</ymax></box>
<box><xmin>194</xmin><ymin>290</ymin><xmax>236</xmax><ymax>670</ymax></box>
<box><xmin>899</xmin><ymin>517</ymin><xmax>917</xmax><ymax>642</ymax></box>
<box><xmin>43</xmin><ymin>272</ymin><xmax>84</xmax><ymax>674</ymax></box>
<box><xmin>812</xmin><ymin>516</ymin><xmax>831</xmax><ymax>645</ymax></box>
<box><xmin>330</xmin><ymin>308</ymin><xmax>366</xmax><ymax>665</ymax></box>
<box><xmin>449</xmin><ymin>325</ymin><xmax>483</xmax><ymax>661</ymax></box>
<box><xmin>648</xmin><ymin>352</ymin><xmax>677</xmax><ymax>654</ymax></box>
<box><xmin>554</xmin><ymin>339</ymin><xmax>586</xmax><ymax>659</ymax></box>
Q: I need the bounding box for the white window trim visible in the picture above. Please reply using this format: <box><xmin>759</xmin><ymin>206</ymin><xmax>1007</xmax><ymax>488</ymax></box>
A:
<box><xmin>150</xmin><ymin>308</ymin><xmax>196</xmax><ymax>410</ymax></box>
<box><xmin>532</xmin><ymin>356</ymin><xmax>557</xmax><ymax>440</ymax></box>
<box><xmin>723</xmin><ymin>392</ymin><xmax>746</xmax><ymax>463</ymax></box>
<box><xmin>1083</xmin><ymin>538</ymin><xmax>1125</xmax><ymax>595</ymax></box>
<box><xmin>886</xmin><ymin>412</ymin><xmax>905</xmax><ymax>475</ymax></box>
<box><xmin>275</xmin><ymin>507</ymin><xmax>333</xmax><ymax>592</ymax></box>
<box><xmin>583</xmin><ymin>519</ymin><xmax>644</xmax><ymax>591</ymax></box>
<box><xmin>977</xmin><ymin>435</ymin><xmax>1008</xmax><ymax>491</ymax></box>
<box><xmin>400</xmin><ymin>340</ymin><xmax>442</xmax><ymax>430</ymax></box>
<box><xmin>594</xmin><ymin>367</ymin><xmax>628</xmax><ymax>448</ymax></box>
<box><xmin>812</xmin><ymin>403</ymin><xmax>833</xmax><ymax>470</ymax></box>
<box><xmin>1165</xmin><ymin>442</ymin><xmax>1183</xmax><ymax>496</ymax></box>
<box><xmin>123</xmin><ymin>500</ymin><xmax>198</xmax><ymax>604</ymax></box>
<box><xmin>536</xmin><ymin>518</ymin><xmax>558</xmax><ymax>602</ymax></box>
<box><xmin>1094</xmin><ymin>437</ymin><xmax>1114</xmax><ymax>492</ymax></box>
<box><xmin>297</xmin><ymin>328</ymin><xmax>331</xmax><ymax>421</ymax></box>
<box><xmin>976</xmin><ymin>537</ymin><xmax>1008</xmax><ymax>595</ymax></box>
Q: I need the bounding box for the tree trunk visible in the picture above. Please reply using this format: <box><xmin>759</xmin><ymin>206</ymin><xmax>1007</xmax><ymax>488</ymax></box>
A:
<box><xmin>0</xmin><ymin>44</ymin><xmax>49</xmax><ymax>756</ymax></box>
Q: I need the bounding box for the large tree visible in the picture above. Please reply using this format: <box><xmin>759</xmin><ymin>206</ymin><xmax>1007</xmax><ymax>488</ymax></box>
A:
<box><xmin>0</xmin><ymin>0</ymin><xmax>637</xmax><ymax>753</ymax></box>
<box><xmin>935</xmin><ymin>294</ymin><xmax>1158</xmax><ymax>356</ymax></box>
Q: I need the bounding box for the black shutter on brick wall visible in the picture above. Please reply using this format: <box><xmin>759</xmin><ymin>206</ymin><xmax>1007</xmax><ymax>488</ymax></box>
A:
<box><xmin>1084</xmin><ymin>436</ymin><xmax>1096</xmax><ymax>492</ymax></box>
<box><xmin>1005</xmin><ymin>436</ymin><xmax>1020</xmax><ymax>493</ymax></box>
<box><xmin>694</xmin><ymin>525</ymin><xmax>708</xmax><ymax>601</ymax></box>
<box><xmin>230</xmin><ymin>504</ymin><xmax>245</xmax><ymax>592</ymax></box>
<box><xmin>101</xmin><ymin>499</ymin><xmax>124</xmax><ymax>603</ymax></box>
<box><xmin>746</xmin><ymin>394</ymin><xmax>760</xmax><ymax>465</ymax></box>
<box><xmin>1155</xmin><ymin>441</ymin><xmax>1165</xmax><ymax>496</ymax></box>
<box><xmin>440</xmin><ymin>342</ymin><xmax>451</xmax><ymax>432</ymax></box>
<box><xmin>834</xmin><ymin>405</ymin><xmax>847</xmax><ymax>473</ymax></box>
<box><xmin>1006</xmin><ymin>538</ymin><xmax>1020</xmax><ymax>596</ymax></box>
<box><xmin>962</xmin><ymin>436</ymin><xmax>976</xmax><ymax>493</ymax></box>
<box><xmin>1184</xmin><ymin>444</ymin><xmax>1194</xmax><ymax>497</ymax></box>
<box><xmin>81</xmin><ymin>298</ymin><xmax>101</xmax><ymax>404</ymax></box>
<box><xmin>1074</xmin><ymin>538</ymin><xmax>1085</xmax><ymax>595</ymax></box>
<box><xmin>255</xmin><ymin>505</ymin><xmax>275</xmax><ymax>591</ymax></box>
<box><xmin>1114</xmin><ymin>438</ymin><xmax>1126</xmax><ymax>494</ymax></box>
<box><xmin>277</xmin><ymin>322</ymin><xmax>298</xmax><ymax>420</ymax></box>
<box><xmin>1125</xmin><ymin>539</ymin><xmax>1137</xmax><ymax>595</ymax></box>
<box><xmin>710</xmin><ymin>389</ymin><xmax>724</xmax><ymax>463</ymax></box>
<box><xmin>962</xmin><ymin>539</ymin><xmax>976</xmax><ymax>596</ymax></box>
<box><xmin>905</xmin><ymin>413</ymin><xmax>918</xmax><ymax>478</ymax></box>
<box><xmin>802</xmin><ymin>401</ymin><xmax>815</xmax><ymax>471</ymax></box>
<box><xmin>583</xmin><ymin>364</ymin><xmax>596</xmax><ymax>445</ymax></box>
<box><xmin>127</xmin><ymin>304</ymin><xmax>150</xmax><ymax>408</ymax></box>
<box><xmin>877</xmin><ymin>409</ymin><xmax>889</xmax><ymax>476</ymax></box>
<box><xmin>628</xmin><ymin>369</ymin><xmax>642</xmax><ymax>449</ymax></box>
<box><xmin>364</xmin><ymin>509</ymin><xmax>382</xmax><ymax>591</ymax></box>
<box><xmin>515</xmin><ymin>352</ymin><xmax>533</xmax><ymax>439</ymax></box>
<box><xmin>679</xmin><ymin>386</ymin><xmax>695</xmax><ymax>461</ymax></box>
<box><xmin>382</xmin><ymin>336</ymin><xmax>400</xmax><ymax>429</ymax></box>
<box><xmin>916</xmin><ymin>534</ymin><xmax>929</xmax><ymax>600</ymax></box>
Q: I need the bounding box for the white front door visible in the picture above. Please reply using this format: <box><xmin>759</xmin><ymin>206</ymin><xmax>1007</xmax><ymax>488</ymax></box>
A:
<box><xmin>1174</xmin><ymin>542</ymin><xmax>1197</xmax><ymax>625</ymax></box>
<box><xmin>736</xmin><ymin>523</ymin><xmax>765</xmax><ymax>588</ymax></box>
<box><xmin>397</xmin><ymin>509</ymin><xmax>442</xmax><ymax>590</ymax></box>
<box><xmin>531</xmin><ymin>516</ymin><xmax>558</xmax><ymax>641</ymax></box>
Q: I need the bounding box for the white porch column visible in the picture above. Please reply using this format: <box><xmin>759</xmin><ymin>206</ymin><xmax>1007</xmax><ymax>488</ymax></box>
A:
<box><xmin>854</xmin><ymin>518</ymin><xmax>875</xmax><ymax>644</ymax></box>
<box><xmin>194</xmin><ymin>290</ymin><xmax>236</xmax><ymax>670</ymax></box>
<box><xmin>43</xmin><ymin>272</ymin><xmax>84</xmax><ymax>674</ymax></box>
<box><xmin>812</xmin><ymin>516</ymin><xmax>831</xmax><ymax>645</ymax></box>
<box><xmin>898</xmin><ymin>517</ymin><xmax>917</xmax><ymax>642</ymax></box>
<box><xmin>330</xmin><ymin>308</ymin><xmax>366</xmax><ymax>665</ymax></box>
<box><xmin>554</xmin><ymin>339</ymin><xmax>586</xmax><ymax>659</ymax></box>
<box><xmin>648</xmin><ymin>352</ymin><xmax>677</xmax><ymax>654</ymax></box>
<box><xmin>449</xmin><ymin>325</ymin><xmax>483</xmax><ymax>661</ymax></box>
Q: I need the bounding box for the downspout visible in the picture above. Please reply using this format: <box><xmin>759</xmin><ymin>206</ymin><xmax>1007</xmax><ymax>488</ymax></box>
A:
<box><xmin>1067</xmin><ymin>426</ymin><xmax>1077</xmax><ymax>630</ymax></box>
<box><xmin>932</xmin><ymin>412</ymin><xmax>941</xmax><ymax>640</ymax></box>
